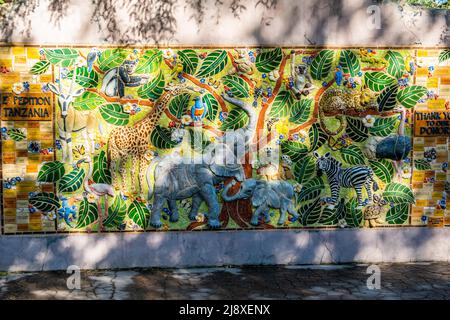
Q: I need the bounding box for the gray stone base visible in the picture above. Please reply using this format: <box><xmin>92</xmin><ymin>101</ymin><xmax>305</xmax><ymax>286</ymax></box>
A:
<box><xmin>1</xmin><ymin>227</ymin><xmax>449</xmax><ymax>271</ymax></box>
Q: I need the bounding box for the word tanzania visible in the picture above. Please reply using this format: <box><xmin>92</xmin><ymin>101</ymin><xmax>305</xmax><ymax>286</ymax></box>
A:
<box><xmin>0</xmin><ymin>94</ymin><xmax>52</xmax><ymax>120</ymax></box>
<box><xmin>179</xmin><ymin>304</ymin><xmax>271</xmax><ymax>317</ymax></box>
<box><xmin>2</xmin><ymin>107</ymin><xmax>50</xmax><ymax>118</ymax></box>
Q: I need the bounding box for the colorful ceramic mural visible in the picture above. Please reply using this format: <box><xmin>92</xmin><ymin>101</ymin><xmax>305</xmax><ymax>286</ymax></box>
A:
<box><xmin>1</xmin><ymin>46</ymin><xmax>449</xmax><ymax>234</ymax></box>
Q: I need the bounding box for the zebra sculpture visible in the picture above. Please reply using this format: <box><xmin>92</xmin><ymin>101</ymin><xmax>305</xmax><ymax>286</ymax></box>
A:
<box><xmin>313</xmin><ymin>151</ymin><xmax>378</xmax><ymax>209</ymax></box>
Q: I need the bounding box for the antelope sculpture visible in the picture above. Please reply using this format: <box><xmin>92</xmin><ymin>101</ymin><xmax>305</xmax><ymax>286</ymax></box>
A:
<box><xmin>48</xmin><ymin>67</ymin><xmax>97</xmax><ymax>163</ymax></box>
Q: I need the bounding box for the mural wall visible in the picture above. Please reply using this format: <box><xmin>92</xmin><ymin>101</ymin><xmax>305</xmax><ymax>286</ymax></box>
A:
<box><xmin>1</xmin><ymin>46</ymin><xmax>450</xmax><ymax>234</ymax></box>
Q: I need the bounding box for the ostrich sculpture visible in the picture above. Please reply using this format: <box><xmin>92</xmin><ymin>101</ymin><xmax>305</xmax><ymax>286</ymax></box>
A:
<box><xmin>363</xmin><ymin>105</ymin><xmax>411</xmax><ymax>181</ymax></box>
<box><xmin>81</xmin><ymin>156</ymin><xmax>115</xmax><ymax>232</ymax></box>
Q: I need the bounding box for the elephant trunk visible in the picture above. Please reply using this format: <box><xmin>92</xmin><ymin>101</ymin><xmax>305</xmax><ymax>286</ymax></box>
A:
<box><xmin>221</xmin><ymin>94</ymin><xmax>257</xmax><ymax>144</ymax></box>
<box><xmin>146</xmin><ymin>156</ymin><xmax>161</xmax><ymax>200</ymax></box>
<box><xmin>221</xmin><ymin>182</ymin><xmax>244</xmax><ymax>202</ymax></box>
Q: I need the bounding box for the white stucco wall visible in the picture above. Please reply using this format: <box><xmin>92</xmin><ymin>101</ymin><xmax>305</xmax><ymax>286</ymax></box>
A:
<box><xmin>0</xmin><ymin>0</ymin><xmax>448</xmax><ymax>46</ymax></box>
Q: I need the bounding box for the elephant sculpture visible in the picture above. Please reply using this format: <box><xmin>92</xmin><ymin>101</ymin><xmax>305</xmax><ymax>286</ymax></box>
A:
<box><xmin>221</xmin><ymin>179</ymin><xmax>299</xmax><ymax>226</ymax></box>
<box><xmin>146</xmin><ymin>153</ymin><xmax>244</xmax><ymax>228</ymax></box>
<box><xmin>146</xmin><ymin>94</ymin><xmax>257</xmax><ymax>229</ymax></box>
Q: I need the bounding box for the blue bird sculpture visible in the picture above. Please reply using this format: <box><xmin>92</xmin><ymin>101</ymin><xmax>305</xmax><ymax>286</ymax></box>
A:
<box><xmin>191</xmin><ymin>96</ymin><xmax>207</xmax><ymax>122</ymax></box>
<box><xmin>86</xmin><ymin>48</ymin><xmax>101</xmax><ymax>72</ymax></box>
<box><xmin>57</xmin><ymin>197</ymin><xmax>77</xmax><ymax>227</ymax></box>
<box><xmin>335</xmin><ymin>65</ymin><xmax>343</xmax><ymax>86</ymax></box>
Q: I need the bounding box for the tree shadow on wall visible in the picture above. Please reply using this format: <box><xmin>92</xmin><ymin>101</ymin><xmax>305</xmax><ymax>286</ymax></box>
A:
<box><xmin>1</xmin><ymin>0</ymin><xmax>448</xmax><ymax>45</ymax></box>
<box><xmin>0</xmin><ymin>0</ymin><xmax>278</xmax><ymax>44</ymax></box>
<box><xmin>89</xmin><ymin>0</ymin><xmax>279</xmax><ymax>44</ymax></box>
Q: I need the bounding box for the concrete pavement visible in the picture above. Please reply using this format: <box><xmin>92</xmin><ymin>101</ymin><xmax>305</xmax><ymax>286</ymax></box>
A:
<box><xmin>1</xmin><ymin>263</ymin><xmax>450</xmax><ymax>300</ymax></box>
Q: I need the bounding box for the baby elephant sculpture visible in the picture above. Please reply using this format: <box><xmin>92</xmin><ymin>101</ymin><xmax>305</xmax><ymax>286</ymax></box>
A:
<box><xmin>221</xmin><ymin>179</ymin><xmax>299</xmax><ymax>226</ymax></box>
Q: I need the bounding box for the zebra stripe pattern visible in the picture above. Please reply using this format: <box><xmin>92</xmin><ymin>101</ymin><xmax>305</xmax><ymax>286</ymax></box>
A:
<box><xmin>314</xmin><ymin>152</ymin><xmax>378</xmax><ymax>207</ymax></box>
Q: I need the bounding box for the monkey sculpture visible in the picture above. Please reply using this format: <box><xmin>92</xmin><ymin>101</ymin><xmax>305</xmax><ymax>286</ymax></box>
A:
<box><xmin>290</xmin><ymin>50</ymin><xmax>314</xmax><ymax>99</ymax></box>
<box><xmin>228</xmin><ymin>49</ymin><xmax>254</xmax><ymax>75</ymax></box>
<box><xmin>101</xmin><ymin>60</ymin><xmax>148</xmax><ymax>98</ymax></box>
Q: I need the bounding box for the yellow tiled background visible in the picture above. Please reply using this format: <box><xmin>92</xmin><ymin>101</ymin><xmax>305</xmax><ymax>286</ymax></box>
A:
<box><xmin>1</xmin><ymin>46</ymin><xmax>56</xmax><ymax>234</ymax></box>
<box><xmin>413</xmin><ymin>49</ymin><xmax>450</xmax><ymax>227</ymax></box>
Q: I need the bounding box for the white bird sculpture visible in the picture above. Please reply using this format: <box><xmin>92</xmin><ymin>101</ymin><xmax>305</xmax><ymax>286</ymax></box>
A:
<box><xmin>86</xmin><ymin>48</ymin><xmax>101</xmax><ymax>72</ymax></box>
<box><xmin>81</xmin><ymin>155</ymin><xmax>115</xmax><ymax>232</ymax></box>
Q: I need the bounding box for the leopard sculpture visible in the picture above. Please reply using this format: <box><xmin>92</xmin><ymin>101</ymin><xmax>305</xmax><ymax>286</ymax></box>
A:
<box><xmin>318</xmin><ymin>87</ymin><xmax>378</xmax><ymax>136</ymax></box>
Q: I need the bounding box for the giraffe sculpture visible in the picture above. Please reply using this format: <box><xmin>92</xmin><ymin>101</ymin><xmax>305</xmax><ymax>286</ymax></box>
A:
<box><xmin>107</xmin><ymin>85</ymin><xmax>189</xmax><ymax>196</ymax></box>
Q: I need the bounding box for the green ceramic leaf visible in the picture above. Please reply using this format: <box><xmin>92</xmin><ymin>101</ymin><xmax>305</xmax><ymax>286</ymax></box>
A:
<box><xmin>396</xmin><ymin>85</ymin><xmax>427</xmax><ymax>109</ymax></box>
<box><xmin>29</xmin><ymin>192</ymin><xmax>60</xmax><ymax>213</ymax></box>
<box><xmin>75</xmin><ymin>198</ymin><xmax>98</xmax><ymax>229</ymax></box>
<box><xmin>346</xmin><ymin>117</ymin><xmax>368</xmax><ymax>142</ymax></box>
<box><xmin>203</xmin><ymin>93</ymin><xmax>219</xmax><ymax>121</ymax></box>
<box><xmin>74</xmin><ymin>91</ymin><xmax>106</xmax><ymax>111</ymax></box>
<box><xmin>97</xmin><ymin>48</ymin><xmax>130</xmax><ymax>72</ymax></box>
<box><xmin>178</xmin><ymin>49</ymin><xmax>199</xmax><ymax>75</ymax></box>
<box><xmin>150</xmin><ymin>125</ymin><xmax>180</xmax><ymax>149</ymax></box>
<box><xmin>92</xmin><ymin>150</ymin><xmax>112</xmax><ymax>185</ymax></box>
<box><xmin>369</xmin><ymin>159</ymin><xmax>394</xmax><ymax>184</ymax></box>
<box><xmin>103</xmin><ymin>196</ymin><xmax>127</xmax><ymax>228</ymax></box>
<box><xmin>310</xmin><ymin>50</ymin><xmax>334</xmax><ymax>80</ymax></box>
<box><xmin>308</xmin><ymin>123</ymin><xmax>327</xmax><ymax>152</ymax></box>
<box><xmin>30</xmin><ymin>60</ymin><xmax>50</xmax><ymax>75</ymax></box>
<box><xmin>293</xmin><ymin>156</ymin><xmax>315</xmax><ymax>184</ymax></box>
<box><xmin>319</xmin><ymin>199</ymin><xmax>345</xmax><ymax>225</ymax></box>
<box><xmin>99</xmin><ymin>103</ymin><xmax>130</xmax><ymax>126</ymax></box>
<box><xmin>344</xmin><ymin>198</ymin><xmax>363</xmax><ymax>227</ymax></box>
<box><xmin>385</xmin><ymin>203</ymin><xmax>409</xmax><ymax>225</ymax></box>
<box><xmin>297</xmin><ymin>176</ymin><xmax>324</xmax><ymax>202</ymax></box>
<box><xmin>369</xmin><ymin>116</ymin><xmax>399</xmax><ymax>137</ymax></box>
<box><xmin>44</xmin><ymin>48</ymin><xmax>79</xmax><ymax>67</ymax></box>
<box><xmin>289</xmin><ymin>99</ymin><xmax>312</xmax><ymax>125</ymax></box>
<box><xmin>37</xmin><ymin>161</ymin><xmax>65</xmax><ymax>183</ymax></box>
<box><xmin>382</xmin><ymin>183</ymin><xmax>415</xmax><ymax>204</ymax></box>
<box><xmin>269</xmin><ymin>90</ymin><xmax>293</xmax><ymax>118</ymax></box>
<box><xmin>7</xmin><ymin>128</ymin><xmax>26</xmax><ymax>141</ymax></box>
<box><xmin>364</xmin><ymin>71</ymin><xmax>396</xmax><ymax>92</ymax></box>
<box><xmin>281</xmin><ymin>140</ymin><xmax>309</xmax><ymax>162</ymax></box>
<box><xmin>300</xmin><ymin>198</ymin><xmax>322</xmax><ymax>226</ymax></box>
<box><xmin>196</xmin><ymin>50</ymin><xmax>228</xmax><ymax>78</ymax></box>
<box><xmin>137</xmin><ymin>71</ymin><xmax>165</xmax><ymax>100</ymax></box>
<box><xmin>59</xmin><ymin>168</ymin><xmax>85</xmax><ymax>193</ymax></box>
<box><xmin>168</xmin><ymin>92</ymin><xmax>191</xmax><ymax>119</ymax></box>
<box><xmin>339</xmin><ymin>50</ymin><xmax>360</xmax><ymax>77</ymax></box>
<box><xmin>220</xmin><ymin>108</ymin><xmax>248</xmax><ymax>131</ymax></box>
<box><xmin>439</xmin><ymin>49</ymin><xmax>450</xmax><ymax>63</ymax></box>
<box><xmin>414</xmin><ymin>159</ymin><xmax>431</xmax><ymax>170</ymax></box>
<box><xmin>127</xmin><ymin>200</ymin><xmax>150</xmax><ymax>229</ymax></box>
<box><xmin>221</xmin><ymin>75</ymin><xmax>250</xmax><ymax>98</ymax></box>
<box><xmin>135</xmin><ymin>49</ymin><xmax>162</xmax><ymax>74</ymax></box>
<box><xmin>67</xmin><ymin>67</ymin><xmax>99</xmax><ymax>88</ymax></box>
<box><xmin>377</xmin><ymin>84</ymin><xmax>399</xmax><ymax>111</ymax></box>
<box><xmin>340</xmin><ymin>145</ymin><xmax>366</xmax><ymax>165</ymax></box>
<box><xmin>385</xmin><ymin>50</ymin><xmax>406</xmax><ymax>79</ymax></box>
<box><xmin>255</xmin><ymin>48</ymin><xmax>283</xmax><ymax>73</ymax></box>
